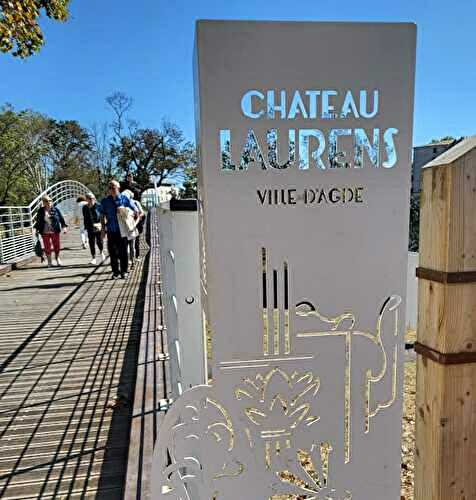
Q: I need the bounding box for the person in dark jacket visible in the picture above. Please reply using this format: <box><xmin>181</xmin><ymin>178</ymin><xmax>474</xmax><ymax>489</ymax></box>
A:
<box><xmin>120</xmin><ymin>172</ymin><xmax>141</xmax><ymax>200</ymax></box>
<box><xmin>34</xmin><ymin>195</ymin><xmax>68</xmax><ymax>267</ymax></box>
<box><xmin>83</xmin><ymin>193</ymin><xmax>105</xmax><ymax>265</ymax></box>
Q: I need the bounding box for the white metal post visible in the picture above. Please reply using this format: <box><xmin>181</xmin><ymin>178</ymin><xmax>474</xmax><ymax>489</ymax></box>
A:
<box><xmin>28</xmin><ymin>207</ymin><xmax>34</xmax><ymax>252</ymax></box>
<box><xmin>9</xmin><ymin>208</ymin><xmax>16</xmax><ymax>260</ymax></box>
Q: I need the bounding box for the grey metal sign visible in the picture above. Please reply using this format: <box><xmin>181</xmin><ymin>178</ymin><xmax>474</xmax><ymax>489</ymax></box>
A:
<box><xmin>152</xmin><ymin>21</ymin><xmax>416</xmax><ymax>499</ymax></box>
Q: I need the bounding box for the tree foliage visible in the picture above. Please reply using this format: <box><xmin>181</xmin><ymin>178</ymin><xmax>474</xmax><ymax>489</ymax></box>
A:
<box><xmin>0</xmin><ymin>105</ymin><xmax>51</xmax><ymax>205</ymax></box>
<box><xmin>47</xmin><ymin>120</ymin><xmax>92</xmax><ymax>180</ymax></box>
<box><xmin>430</xmin><ymin>136</ymin><xmax>456</xmax><ymax>144</ymax></box>
<box><xmin>0</xmin><ymin>96</ymin><xmax>192</xmax><ymax>206</ymax></box>
<box><xmin>90</xmin><ymin>122</ymin><xmax>117</xmax><ymax>195</ymax></box>
<box><xmin>106</xmin><ymin>92</ymin><xmax>194</xmax><ymax>193</ymax></box>
<box><xmin>46</xmin><ymin>119</ymin><xmax>114</xmax><ymax>195</ymax></box>
<box><xmin>0</xmin><ymin>106</ymin><xmax>114</xmax><ymax>205</ymax></box>
<box><xmin>0</xmin><ymin>0</ymin><xmax>69</xmax><ymax>58</ymax></box>
<box><xmin>180</xmin><ymin>166</ymin><xmax>198</xmax><ymax>198</ymax></box>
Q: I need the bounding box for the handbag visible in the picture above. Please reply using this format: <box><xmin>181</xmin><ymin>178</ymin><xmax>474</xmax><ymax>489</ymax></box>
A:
<box><xmin>34</xmin><ymin>237</ymin><xmax>44</xmax><ymax>261</ymax></box>
<box><xmin>93</xmin><ymin>222</ymin><xmax>102</xmax><ymax>232</ymax></box>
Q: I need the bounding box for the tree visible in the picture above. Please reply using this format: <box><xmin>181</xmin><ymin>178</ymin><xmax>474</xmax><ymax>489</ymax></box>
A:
<box><xmin>21</xmin><ymin>111</ymin><xmax>51</xmax><ymax>194</ymax></box>
<box><xmin>46</xmin><ymin>120</ymin><xmax>98</xmax><ymax>192</ymax></box>
<box><xmin>106</xmin><ymin>92</ymin><xmax>194</xmax><ymax>193</ymax></box>
<box><xmin>106</xmin><ymin>91</ymin><xmax>133</xmax><ymax>142</ymax></box>
<box><xmin>0</xmin><ymin>105</ymin><xmax>28</xmax><ymax>205</ymax></box>
<box><xmin>0</xmin><ymin>105</ymin><xmax>51</xmax><ymax>205</ymax></box>
<box><xmin>0</xmin><ymin>97</ymin><xmax>195</xmax><ymax>206</ymax></box>
<box><xmin>118</xmin><ymin>122</ymin><xmax>193</xmax><ymax>189</ymax></box>
<box><xmin>180</xmin><ymin>166</ymin><xmax>198</xmax><ymax>198</ymax></box>
<box><xmin>90</xmin><ymin>122</ymin><xmax>117</xmax><ymax>197</ymax></box>
<box><xmin>430</xmin><ymin>136</ymin><xmax>456</xmax><ymax>144</ymax></box>
<box><xmin>0</xmin><ymin>0</ymin><xmax>70</xmax><ymax>58</ymax></box>
<box><xmin>0</xmin><ymin>109</ymin><xmax>108</xmax><ymax>206</ymax></box>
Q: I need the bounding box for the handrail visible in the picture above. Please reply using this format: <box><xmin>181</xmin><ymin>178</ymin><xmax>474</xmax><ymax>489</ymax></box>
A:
<box><xmin>28</xmin><ymin>180</ymin><xmax>91</xmax><ymax>224</ymax></box>
<box><xmin>0</xmin><ymin>180</ymin><xmax>91</xmax><ymax>264</ymax></box>
<box><xmin>28</xmin><ymin>180</ymin><xmax>90</xmax><ymax>208</ymax></box>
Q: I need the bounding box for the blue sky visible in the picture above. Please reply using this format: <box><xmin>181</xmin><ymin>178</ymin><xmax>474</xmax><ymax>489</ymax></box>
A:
<box><xmin>0</xmin><ymin>0</ymin><xmax>474</xmax><ymax>146</ymax></box>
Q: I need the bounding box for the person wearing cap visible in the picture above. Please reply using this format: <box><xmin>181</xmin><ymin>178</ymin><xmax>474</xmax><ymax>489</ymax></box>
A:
<box><xmin>82</xmin><ymin>193</ymin><xmax>105</xmax><ymax>265</ymax></box>
<box><xmin>100</xmin><ymin>180</ymin><xmax>139</xmax><ymax>279</ymax></box>
<box><xmin>34</xmin><ymin>195</ymin><xmax>68</xmax><ymax>267</ymax></box>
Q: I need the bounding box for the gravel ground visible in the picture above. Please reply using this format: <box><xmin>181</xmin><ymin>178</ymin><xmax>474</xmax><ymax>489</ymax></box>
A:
<box><xmin>401</xmin><ymin>357</ymin><xmax>417</xmax><ymax>499</ymax></box>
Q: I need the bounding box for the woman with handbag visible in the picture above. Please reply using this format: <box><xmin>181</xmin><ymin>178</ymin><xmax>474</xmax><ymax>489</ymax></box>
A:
<box><xmin>83</xmin><ymin>193</ymin><xmax>105</xmax><ymax>265</ymax></box>
<box><xmin>34</xmin><ymin>195</ymin><xmax>68</xmax><ymax>267</ymax></box>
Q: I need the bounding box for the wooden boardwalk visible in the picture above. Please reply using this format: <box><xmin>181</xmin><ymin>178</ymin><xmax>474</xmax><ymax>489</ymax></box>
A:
<box><xmin>0</xmin><ymin>227</ymin><xmax>151</xmax><ymax>499</ymax></box>
<box><xmin>124</xmin><ymin>209</ymin><xmax>169</xmax><ymax>500</ymax></box>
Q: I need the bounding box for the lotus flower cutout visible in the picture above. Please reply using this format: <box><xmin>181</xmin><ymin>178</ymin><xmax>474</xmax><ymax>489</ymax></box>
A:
<box><xmin>235</xmin><ymin>368</ymin><xmax>320</xmax><ymax>458</ymax></box>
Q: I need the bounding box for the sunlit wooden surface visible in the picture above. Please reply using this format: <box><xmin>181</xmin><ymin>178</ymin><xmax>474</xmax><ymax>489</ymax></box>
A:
<box><xmin>0</xmin><ymin>227</ymin><xmax>149</xmax><ymax>499</ymax></box>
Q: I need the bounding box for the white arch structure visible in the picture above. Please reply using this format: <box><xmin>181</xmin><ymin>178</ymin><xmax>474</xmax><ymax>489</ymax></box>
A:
<box><xmin>0</xmin><ymin>180</ymin><xmax>91</xmax><ymax>264</ymax></box>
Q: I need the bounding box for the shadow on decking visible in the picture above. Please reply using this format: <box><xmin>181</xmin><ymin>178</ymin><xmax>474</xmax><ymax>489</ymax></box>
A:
<box><xmin>1</xmin><ymin>282</ymin><xmax>86</xmax><ymax>292</ymax></box>
<box><xmin>0</xmin><ymin>265</ymin><xmax>103</xmax><ymax>375</ymax></box>
<box><xmin>95</xmin><ymin>250</ymin><xmax>150</xmax><ymax>498</ymax></box>
<box><xmin>37</xmin><ymin>273</ymin><xmax>94</xmax><ymax>281</ymax></box>
<box><xmin>0</xmin><ymin>243</ymin><xmax>150</xmax><ymax>498</ymax></box>
<box><xmin>8</xmin><ymin>264</ymin><xmax>94</xmax><ymax>272</ymax></box>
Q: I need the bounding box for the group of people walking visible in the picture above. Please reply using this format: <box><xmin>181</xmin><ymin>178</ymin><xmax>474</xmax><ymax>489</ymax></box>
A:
<box><xmin>35</xmin><ymin>174</ymin><xmax>145</xmax><ymax>280</ymax></box>
<box><xmin>99</xmin><ymin>179</ymin><xmax>144</xmax><ymax>279</ymax></box>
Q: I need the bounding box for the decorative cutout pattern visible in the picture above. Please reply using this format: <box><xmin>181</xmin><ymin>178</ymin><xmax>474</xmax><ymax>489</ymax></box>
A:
<box><xmin>262</xmin><ymin>248</ymin><xmax>292</xmax><ymax>356</ymax></box>
<box><xmin>235</xmin><ymin>368</ymin><xmax>320</xmax><ymax>468</ymax></box>
<box><xmin>152</xmin><ymin>248</ymin><xmax>402</xmax><ymax>498</ymax></box>
<box><xmin>272</xmin><ymin>445</ymin><xmax>353</xmax><ymax>500</ymax></box>
<box><xmin>153</xmin><ymin>387</ymin><xmax>244</xmax><ymax>499</ymax></box>
<box><xmin>296</xmin><ymin>293</ymin><xmax>401</xmax><ymax>461</ymax></box>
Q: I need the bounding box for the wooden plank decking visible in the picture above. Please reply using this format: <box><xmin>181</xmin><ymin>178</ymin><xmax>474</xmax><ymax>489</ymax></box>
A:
<box><xmin>0</xmin><ymin>226</ymin><xmax>155</xmax><ymax>499</ymax></box>
<box><xmin>124</xmin><ymin>209</ymin><xmax>170</xmax><ymax>500</ymax></box>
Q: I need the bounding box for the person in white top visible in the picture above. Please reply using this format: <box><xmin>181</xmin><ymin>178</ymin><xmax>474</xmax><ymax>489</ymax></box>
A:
<box><xmin>77</xmin><ymin>195</ymin><xmax>88</xmax><ymax>249</ymax></box>
<box><xmin>121</xmin><ymin>189</ymin><xmax>145</xmax><ymax>268</ymax></box>
<box><xmin>132</xmin><ymin>193</ymin><xmax>145</xmax><ymax>260</ymax></box>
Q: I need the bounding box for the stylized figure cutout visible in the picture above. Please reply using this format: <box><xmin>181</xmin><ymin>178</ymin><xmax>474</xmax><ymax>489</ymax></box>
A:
<box><xmin>151</xmin><ymin>248</ymin><xmax>402</xmax><ymax>499</ymax></box>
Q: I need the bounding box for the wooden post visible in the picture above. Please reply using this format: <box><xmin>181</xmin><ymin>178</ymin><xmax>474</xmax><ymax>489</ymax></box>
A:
<box><xmin>414</xmin><ymin>140</ymin><xmax>476</xmax><ymax>500</ymax></box>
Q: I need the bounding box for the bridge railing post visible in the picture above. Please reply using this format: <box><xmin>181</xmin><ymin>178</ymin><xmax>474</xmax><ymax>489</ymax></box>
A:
<box><xmin>157</xmin><ymin>199</ymin><xmax>205</xmax><ymax>400</ymax></box>
<box><xmin>9</xmin><ymin>208</ymin><xmax>16</xmax><ymax>260</ymax></box>
<box><xmin>0</xmin><ymin>219</ymin><xmax>4</xmax><ymax>263</ymax></box>
<box><xmin>28</xmin><ymin>206</ymin><xmax>34</xmax><ymax>253</ymax></box>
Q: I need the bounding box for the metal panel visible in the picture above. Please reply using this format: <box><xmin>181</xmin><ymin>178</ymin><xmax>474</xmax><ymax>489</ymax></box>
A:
<box><xmin>152</xmin><ymin>21</ymin><xmax>416</xmax><ymax>499</ymax></box>
<box><xmin>158</xmin><ymin>208</ymin><xmax>205</xmax><ymax>401</ymax></box>
<box><xmin>174</xmin><ymin>211</ymin><xmax>205</xmax><ymax>389</ymax></box>
<box><xmin>158</xmin><ymin>210</ymin><xmax>179</xmax><ymax>399</ymax></box>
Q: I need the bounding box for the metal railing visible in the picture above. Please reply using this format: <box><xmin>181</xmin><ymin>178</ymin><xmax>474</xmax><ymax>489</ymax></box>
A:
<box><xmin>0</xmin><ymin>180</ymin><xmax>91</xmax><ymax>264</ymax></box>
<box><xmin>157</xmin><ymin>200</ymin><xmax>205</xmax><ymax>400</ymax></box>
